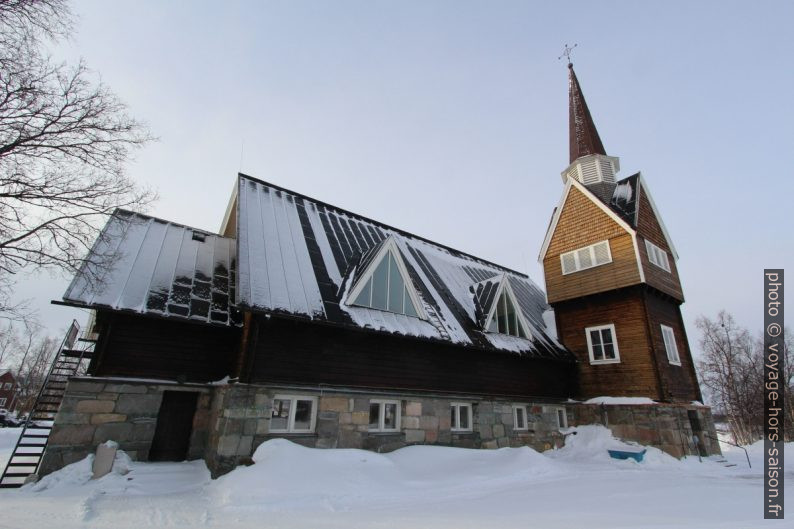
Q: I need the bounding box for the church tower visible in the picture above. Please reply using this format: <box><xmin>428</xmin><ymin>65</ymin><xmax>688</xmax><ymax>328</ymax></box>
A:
<box><xmin>539</xmin><ymin>62</ymin><xmax>702</xmax><ymax>402</ymax></box>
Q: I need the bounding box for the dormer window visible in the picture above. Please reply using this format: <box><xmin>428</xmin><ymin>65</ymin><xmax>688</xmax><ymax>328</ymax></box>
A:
<box><xmin>347</xmin><ymin>237</ymin><xmax>424</xmax><ymax>318</ymax></box>
<box><xmin>474</xmin><ymin>276</ymin><xmax>530</xmax><ymax>339</ymax></box>
<box><xmin>560</xmin><ymin>240</ymin><xmax>611</xmax><ymax>275</ymax></box>
<box><xmin>486</xmin><ymin>288</ymin><xmax>527</xmax><ymax>338</ymax></box>
<box><xmin>645</xmin><ymin>240</ymin><xmax>671</xmax><ymax>272</ymax></box>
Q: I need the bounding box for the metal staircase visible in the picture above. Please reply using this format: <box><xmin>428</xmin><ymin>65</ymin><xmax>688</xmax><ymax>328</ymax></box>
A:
<box><xmin>0</xmin><ymin>320</ymin><xmax>94</xmax><ymax>488</ymax></box>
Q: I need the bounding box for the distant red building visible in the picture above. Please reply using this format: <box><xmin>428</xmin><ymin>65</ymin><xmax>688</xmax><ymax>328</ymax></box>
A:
<box><xmin>0</xmin><ymin>371</ymin><xmax>18</xmax><ymax>410</ymax></box>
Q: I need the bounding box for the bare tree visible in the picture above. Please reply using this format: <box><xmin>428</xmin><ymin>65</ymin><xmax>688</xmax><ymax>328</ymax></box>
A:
<box><xmin>697</xmin><ymin>311</ymin><xmax>793</xmax><ymax>444</ymax></box>
<box><xmin>0</xmin><ymin>0</ymin><xmax>155</xmax><ymax>318</ymax></box>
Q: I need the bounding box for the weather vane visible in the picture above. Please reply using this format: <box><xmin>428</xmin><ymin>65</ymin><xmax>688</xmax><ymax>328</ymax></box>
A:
<box><xmin>558</xmin><ymin>43</ymin><xmax>577</xmax><ymax>65</ymax></box>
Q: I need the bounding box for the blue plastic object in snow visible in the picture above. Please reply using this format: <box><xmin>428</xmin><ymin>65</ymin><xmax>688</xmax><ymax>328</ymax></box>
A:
<box><xmin>608</xmin><ymin>448</ymin><xmax>647</xmax><ymax>462</ymax></box>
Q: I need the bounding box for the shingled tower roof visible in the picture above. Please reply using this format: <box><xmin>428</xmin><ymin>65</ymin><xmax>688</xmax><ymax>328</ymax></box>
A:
<box><xmin>568</xmin><ymin>63</ymin><xmax>606</xmax><ymax>164</ymax></box>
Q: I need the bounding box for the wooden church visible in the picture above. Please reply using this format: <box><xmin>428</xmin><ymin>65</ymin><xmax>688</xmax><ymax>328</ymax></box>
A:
<box><xmin>11</xmin><ymin>63</ymin><xmax>720</xmax><ymax>482</ymax></box>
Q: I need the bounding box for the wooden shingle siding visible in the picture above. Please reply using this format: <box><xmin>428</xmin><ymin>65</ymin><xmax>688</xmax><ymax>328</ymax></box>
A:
<box><xmin>544</xmin><ymin>187</ymin><xmax>641</xmax><ymax>304</ymax></box>
<box><xmin>92</xmin><ymin>312</ymin><xmax>238</xmax><ymax>383</ymax></box>
<box><xmin>247</xmin><ymin>317</ymin><xmax>576</xmax><ymax>399</ymax></box>
<box><xmin>553</xmin><ymin>287</ymin><xmax>661</xmax><ymax>399</ymax></box>
<box><xmin>636</xmin><ymin>186</ymin><xmax>684</xmax><ymax>301</ymax></box>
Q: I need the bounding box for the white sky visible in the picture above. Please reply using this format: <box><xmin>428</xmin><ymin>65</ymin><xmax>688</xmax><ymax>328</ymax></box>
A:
<box><xmin>11</xmin><ymin>0</ymin><xmax>793</xmax><ymax>352</ymax></box>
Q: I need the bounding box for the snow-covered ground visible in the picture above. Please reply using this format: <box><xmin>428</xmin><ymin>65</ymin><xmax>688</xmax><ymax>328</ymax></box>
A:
<box><xmin>0</xmin><ymin>426</ymin><xmax>789</xmax><ymax>529</ymax></box>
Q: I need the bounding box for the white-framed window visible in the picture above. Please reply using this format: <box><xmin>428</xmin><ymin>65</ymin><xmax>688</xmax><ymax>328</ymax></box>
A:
<box><xmin>450</xmin><ymin>402</ymin><xmax>472</xmax><ymax>432</ymax></box>
<box><xmin>269</xmin><ymin>395</ymin><xmax>318</xmax><ymax>433</ymax></box>
<box><xmin>543</xmin><ymin>406</ymin><xmax>568</xmax><ymax>429</ymax></box>
<box><xmin>645</xmin><ymin>239</ymin><xmax>671</xmax><ymax>272</ymax></box>
<box><xmin>2</xmin><ymin>383</ymin><xmax>11</xmax><ymax>390</ymax></box>
<box><xmin>0</xmin><ymin>397</ymin><xmax>6</xmax><ymax>407</ymax></box>
<box><xmin>348</xmin><ymin>237</ymin><xmax>424</xmax><ymax>319</ymax></box>
<box><xmin>585</xmin><ymin>324</ymin><xmax>620</xmax><ymax>364</ymax></box>
<box><xmin>368</xmin><ymin>400</ymin><xmax>401</xmax><ymax>432</ymax></box>
<box><xmin>660</xmin><ymin>324</ymin><xmax>681</xmax><ymax>366</ymax></box>
<box><xmin>560</xmin><ymin>240</ymin><xmax>612</xmax><ymax>275</ymax></box>
<box><xmin>485</xmin><ymin>282</ymin><xmax>529</xmax><ymax>338</ymax></box>
<box><xmin>512</xmin><ymin>404</ymin><xmax>528</xmax><ymax>431</ymax></box>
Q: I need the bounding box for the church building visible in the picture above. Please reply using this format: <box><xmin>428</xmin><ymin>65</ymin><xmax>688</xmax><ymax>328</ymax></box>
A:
<box><xmin>1</xmin><ymin>63</ymin><xmax>719</xmax><ymax>486</ymax></box>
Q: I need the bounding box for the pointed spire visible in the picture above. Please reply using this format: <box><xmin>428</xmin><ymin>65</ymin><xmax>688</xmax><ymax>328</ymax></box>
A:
<box><xmin>568</xmin><ymin>63</ymin><xmax>606</xmax><ymax>164</ymax></box>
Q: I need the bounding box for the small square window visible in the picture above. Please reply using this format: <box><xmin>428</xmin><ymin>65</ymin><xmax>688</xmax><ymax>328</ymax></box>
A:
<box><xmin>512</xmin><ymin>405</ymin><xmax>528</xmax><ymax>430</ymax></box>
<box><xmin>269</xmin><ymin>395</ymin><xmax>318</xmax><ymax>433</ymax></box>
<box><xmin>585</xmin><ymin>324</ymin><xmax>621</xmax><ymax>364</ymax></box>
<box><xmin>368</xmin><ymin>400</ymin><xmax>401</xmax><ymax>432</ymax></box>
<box><xmin>3</xmin><ymin>383</ymin><xmax>11</xmax><ymax>390</ymax></box>
<box><xmin>450</xmin><ymin>403</ymin><xmax>472</xmax><ymax>432</ymax></box>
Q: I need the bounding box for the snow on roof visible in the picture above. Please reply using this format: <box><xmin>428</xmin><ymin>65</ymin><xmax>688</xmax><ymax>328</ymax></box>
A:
<box><xmin>237</xmin><ymin>174</ymin><xmax>572</xmax><ymax>361</ymax></box>
<box><xmin>63</xmin><ymin>210</ymin><xmax>240</xmax><ymax>326</ymax></box>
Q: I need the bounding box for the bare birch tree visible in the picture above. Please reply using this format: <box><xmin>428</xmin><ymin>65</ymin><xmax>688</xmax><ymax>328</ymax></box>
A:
<box><xmin>0</xmin><ymin>0</ymin><xmax>155</xmax><ymax>318</ymax></box>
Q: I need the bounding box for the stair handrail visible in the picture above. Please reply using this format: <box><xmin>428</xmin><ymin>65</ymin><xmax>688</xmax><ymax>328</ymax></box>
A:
<box><xmin>702</xmin><ymin>432</ymin><xmax>752</xmax><ymax>468</ymax></box>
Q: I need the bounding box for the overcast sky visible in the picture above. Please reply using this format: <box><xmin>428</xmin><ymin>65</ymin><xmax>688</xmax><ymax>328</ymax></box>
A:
<box><xmin>13</xmin><ymin>0</ymin><xmax>793</xmax><ymax>351</ymax></box>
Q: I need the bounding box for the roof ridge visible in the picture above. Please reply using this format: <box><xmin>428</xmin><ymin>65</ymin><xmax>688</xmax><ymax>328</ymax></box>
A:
<box><xmin>113</xmin><ymin>209</ymin><xmax>234</xmax><ymax>241</ymax></box>
<box><xmin>238</xmin><ymin>173</ymin><xmax>532</xmax><ymax>279</ymax></box>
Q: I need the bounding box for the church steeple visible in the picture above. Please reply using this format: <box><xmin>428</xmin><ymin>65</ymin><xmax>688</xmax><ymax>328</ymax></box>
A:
<box><xmin>560</xmin><ymin>62</ymin><xmax>620</xmax><ymax>186</ymax></box>
<box><xmin>568</xmin><ymin>63</ymin><xmax>606</xmax><ymax>164</ymax></box>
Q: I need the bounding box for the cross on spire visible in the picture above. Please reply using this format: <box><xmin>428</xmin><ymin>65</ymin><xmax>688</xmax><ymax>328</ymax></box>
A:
<box><xmin>558</xmin><ymin>43</ymin><xmax>577</xmax><ymax>66</ymax></box>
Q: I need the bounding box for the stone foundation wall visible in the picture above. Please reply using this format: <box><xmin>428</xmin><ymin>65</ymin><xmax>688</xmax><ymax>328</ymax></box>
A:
<box><xmin>203</xmin><ymin>384</ymin><xmax>567</xmax><ymax>476</ymax></box>
<box><xmin>570</xmin><ymin>402</ymin><xmax>721</xmax><ymax>457</ymax></box>
<box><xmin>39</xmin><ymin>377</ymin><xmax>212</xmax><ymax>476</ymax></box>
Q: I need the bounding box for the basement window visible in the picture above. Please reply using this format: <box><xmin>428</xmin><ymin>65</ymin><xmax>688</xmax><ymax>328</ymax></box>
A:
<box><xmin>450</xmin><ymin>402</ymin><xmax>473</xmax><ymax>432</ymax></box>
<box><xmin>270</xmin><ymin>395</ymin><xmax>318</xmax><ymax>433</ymax></box>
<box><xmin>543</xmin><ymin>406</ymin><xmax>568</xmax><ymax>429</ymax></box>
<box><xmin>368</xmin><ymin>400</ymin><xmax>401</xmax><ymax>432</ymax></box>
<box><xmin>513</xmin><ymin>405</ymin><xmax>528</xmax><ymax>431</ymax></box>
<box><xmin>560</xmin><ymin>240</ymin><xmax>612</xmax><ymax>275</ymax></box>
<box><xmin>585</xmin><ymin>324</ymin><xmax>621</xmax><ymax>364</ymax></box>
<box><xmin>645</xmin><ymin>240</ymin><xmax>671</xmax><ymax>272</ymax></box>
<box><xmin>661</xmin><ymin>324</ymin><xmax>681</xmax><ymax>366</ymax></box>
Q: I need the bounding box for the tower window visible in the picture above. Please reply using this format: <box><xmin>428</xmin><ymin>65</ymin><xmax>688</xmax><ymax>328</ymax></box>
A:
<box><xmin>645</xmin><ymin>240</ymin><xmax>671</xmax><ymax>272</ymax></box>
<box><xmin>560</xmin><ymin>240</ymin><xmax>612</xmax><ymax>275</ymax></box>
<box><xmin>660</xmin><ymin>325</ymin><xmax>681</xmax><ymax>366</ymax></box>
<box><xmin>585</xmin><ymin>324</ymin><xmax>620</xmax><ymax>364</ymax></box>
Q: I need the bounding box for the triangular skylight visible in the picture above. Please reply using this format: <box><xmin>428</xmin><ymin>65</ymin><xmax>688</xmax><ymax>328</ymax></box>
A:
<box><xmin>480</xmin><ymin>275</ymin><xmax>530</xmax><ymax>339</ymax></box>
<box><xmin>347</xmin><ymin>236</ymin><xmax>424</xmax><ymax>319</ymax></box>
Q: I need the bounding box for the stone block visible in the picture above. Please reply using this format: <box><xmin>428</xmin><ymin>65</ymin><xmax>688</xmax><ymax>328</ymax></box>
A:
<box><xmin>237</xmin><ymin>435</ymin><xmax>253</xmax><ymax>456</ymax></box>
<box><xmin>352</xmin><ymin>398</ymin><xmax>370</xmax><ymax>412</ymax></box>
<box><xmin>339</xmin><ymin>412</ymin><xmax>353</xmax><ymax>424</ymax></box>
<box><xmin>66</xmin><ymin>381</ymin><xmax>105</xmax><ymax>393</ymax></box>
<box><xmin>90</xmin><ymin>413</ymin><xmax>127</xmax><ymax>425</ymax></box>
<box><xmin>500</xmin><ymin>413</ymin><xmax>513</xmax><ymax>425</ymax></box>
<box><xmin>103</xmin><ymin>383</ymin><xmax>148</xmax><ymax>394</ymax></box>
<box><xmin>438</xmin><ymin>416</ymin><xmax>451</xmax><ymax>430</ymax></box>
<box><xmin>492</xmin><ymin>424</ymin><xmax>505</xmax><ymax>438</ymax></box>
<box><xmin>320</xmin><ymin>397</ymin><xmax>349</xmax><ymax>413</ymax></box>
<box><xmin>56</xmin><ymin>412</ymin><xmax>89</xmax><ymax>425</ymax></box>
<box><xmin>351</xmin><ymin>412</ymin><xmax>369</xmax><ymax>425</ymax></box>
<box><xmin>405</xmin><ymin>429</ymin><xmax>425</xmax><ymax>443</ymax></box>
<box><xmin>480</xmin><ymin>424</ymin><xmax>493</xmax><ymax>439</ymax></box>
<box><xmin>130</xmin><ymin>422</ymin><xmax>157</xmax><ymax>442</ymax></box>
<box><xmin>482</xmin><ymin>440</ymin><xmax>498</xmax><ymax>449</ymax></box>
<box><xmin>115</xmin><ymin>393</ymin><xmax>163</xmax><ymax>416</ymax></box>
<box><xmin>218</xmin><ymin>435</ymin><xmax>240</xmax><ymax>457</ymax></box>
<box><xmin>254</xmin><ymin>393</ymin><xmax>270</xmax><ymax>408</ymax></box>
<box><xmin>49</xmin><ymin>424</ymin><xmax>95</xmax><ymax>446</ymax></box>
<box><xmin>419</xmin><ymin>415</ymin><xmax>439</xmax><ymax>430</ymax></box>
<box><xmin>256</xmin><ymin>419</ymin><xmax>269</xmax><ymax>435</ymax></box>
<box><xmin>243</xmin><ymin>419</ymin><xmax>258</xmax><ymax>436</ymax></box>
<box><xmin>403</xmin><ymin>416</ymin><xmax>419</xmax><ymax>429</ymax></box>
<box><xmin>93</xmin><ymin>422</ymin><xmax>133</xmax><ymax>445</ymax></box>
<box><xmin>338</xmin><ymin>428</ymin><xmax>361</xmax><ymax>448</ymax></box>
<box><xmin>96</xmin><ymin>393</ymin><xmax>119</xmax><ymax>401</ymax></box>
<box><xmin>76</xmin><ymin>400</ymin><xmax>115</xmax><ymax>414</ymax></box>
<box><xmin>405</xmin><ymin>401</ymin><xmax>422</xmax><ymax>416</ymax></box>
<box><xmin>497</xmin><ymin>437</ymin><xmax>510</xmax><ymax>448</ymax></box>
<box><xmin>425</xmin><ymin>428</ymin><xmax>438</xmax><ymax>444</ymax></box>
<box><xmin>317</xmin><ymin>417</ymin><xmax>339</xmax><ymax>438</ymax></box>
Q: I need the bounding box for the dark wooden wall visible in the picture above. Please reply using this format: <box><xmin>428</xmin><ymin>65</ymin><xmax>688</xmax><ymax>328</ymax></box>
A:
<box><xmin>244</xmin><ymin>317</ymin><xmax>576</xmax><ymax>399</ymax></box>
<box><xmin>553</xmin><ymin>285</ymin><xmax>700</xmax><ymax>402</ymax></box>
<box><xmin>91</xmin><ymin>312</ymin><xmax>238</xmax><ymax>383</ymax></box>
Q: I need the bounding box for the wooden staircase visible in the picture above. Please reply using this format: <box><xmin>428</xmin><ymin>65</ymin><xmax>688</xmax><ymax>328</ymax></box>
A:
<box><xmin>0</xmin><ymin>320</ymin><xmax>94</xmax><ymax>488</ymax></box>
